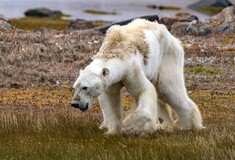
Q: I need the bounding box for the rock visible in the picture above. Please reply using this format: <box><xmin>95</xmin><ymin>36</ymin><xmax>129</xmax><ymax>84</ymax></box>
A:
<box><xmin>188</xmin><ymin>0</ymin><xmax>233</xmax><ymax>9</ymax></box>
<box><xmin>171</xmin><ymin>21</ymin><xmax>212</xmax><ymax>36</ymax></box>
<box><xmin>188</xmin><ymin>23</ymin><xmax>212</xmax><ymax>36</ymax></box>
<box><xmin>171</xmin><ymin>6</ymin><xmax>235</xmax><ymax>35</ymax></box>
<box><xmin>160</xmin><ymin>15</ymin><xmax>198</xmax><ymax>30</ymax></box>
<box><xmin>211</xmin><ymin>6</ymin><xmax>235</xmax><ymax>23</ymax></box>
<box><xmin>171</xmin><ymin>22</ymin><xmax>189</xmax><ymax>35</ymax></box>
<box><xmin>178</xmin><ymin>15</ymin><xmax>199</xmax><ymax>22</ymax></box>
<box><xmin>217</xmin><ymin>22</ymin><xmax>235</xmax><ymax>33</ymax></box>
<box><xmin>159</xmin><ymin>17</ymin><xmax>178</xmax><ymax>30</ymax></box>
<box><xmin>146</xmin><ymin>4</ymin><xmax>158</xmax><ymax>9</ymax></box>
<box><xmin>146</xmin><ymin>5</ymin><xmax>181</xmax><ymax>10</ymax></box>
<box><xmin>68</xmin><ymin>19</ymin><xmax>95</xmax><ymax>30</ymax></box>
<box><xmin>95</xmin><ymin>15</ymin><xmax>159</xmax><ymax>34</ymax></box>
<box><xmin>25</xmin><ymin>8</ymin><xmax>63</xmax><ymax>18</ymax></box>
<box><xmin>211</xmin><ymin>6</ymin><xmax>235</xmax><ymax>33</ymax></box>
<box><xmin>0</xmin><ymin>13</ymin><xmax>13</xmax><ymax>30</ymax></box>
<box><xmin>0</xmin><ymin>20</ymin><xmax>12</xmax><ymax>30</ymax></box>
<box><xmin>0</xmin><ymin>13</ymin><xmax>8</xmax><ymax>21</ymax></box>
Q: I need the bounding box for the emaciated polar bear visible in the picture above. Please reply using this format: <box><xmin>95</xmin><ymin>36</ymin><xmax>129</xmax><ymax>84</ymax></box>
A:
<box><xmin>71</xmin><ymin>19</ymin><xmax>204</xmax><ymax>135</ymax></box>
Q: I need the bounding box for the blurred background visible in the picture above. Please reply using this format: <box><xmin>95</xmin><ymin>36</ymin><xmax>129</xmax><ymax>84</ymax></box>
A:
<box><xmin>0</xmin><ymin>0</ymin><xmax>234</xmax><ymax>31</ymax></box>
<box><xmin>1</xmin><ymin>0</ymin><xmax>234</xmax><ymax>22</ymax></box>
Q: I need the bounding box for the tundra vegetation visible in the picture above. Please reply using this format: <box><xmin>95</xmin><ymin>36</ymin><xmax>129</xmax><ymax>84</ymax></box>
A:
<box><xmin>0</xmin><ymin>18</ymin><xmax>234</xmax><ymax>159</ymax></box>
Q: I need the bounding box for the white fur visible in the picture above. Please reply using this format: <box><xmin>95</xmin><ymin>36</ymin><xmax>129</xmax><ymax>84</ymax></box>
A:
<box><xmin>142</xmin><ymin>30</ymin><xmax>161</xmax><ymax>80</ymax></box>
<box><xmin>72</xmin><ymin>19</ymin><xmax>204</xmax><ymax>136</ymax></box>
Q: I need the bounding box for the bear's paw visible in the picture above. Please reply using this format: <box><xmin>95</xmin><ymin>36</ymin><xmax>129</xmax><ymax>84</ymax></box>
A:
<box><xmin>121</xmin><ymin>111</ymin><xmax>157</xmax><ymax>136</ymax></box>
<box><xmin>156</xmin><ymin>122</ymin><xmax>174</xmax><ymax>132</ymax></box>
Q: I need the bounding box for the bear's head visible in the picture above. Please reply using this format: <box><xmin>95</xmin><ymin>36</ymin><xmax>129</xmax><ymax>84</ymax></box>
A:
<box><xmin>71</xmin><ymin>67</ymin><xmax>110</xmax><ymax>112</ymax></box>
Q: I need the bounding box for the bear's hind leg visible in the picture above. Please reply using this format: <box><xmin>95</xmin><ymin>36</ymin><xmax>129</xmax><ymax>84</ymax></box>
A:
<box><xmin>157</xmin><ymin>76</ymin><xmax>204</xmax><ymax>130</ymax></box>
<box><xmin>156</xmin><ymin>62</ymin><xmax>204</xmax><ymax>130</ymax></box>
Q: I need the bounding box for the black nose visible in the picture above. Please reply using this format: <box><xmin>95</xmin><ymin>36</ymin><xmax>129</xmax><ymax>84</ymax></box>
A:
<box><xmin>71</xmin><ymin>102</ymin><xmax>89</xmax><ymax>112</ymax></box>
<box><xmin>71</xmin><ymin>102</ymin><xmax>80</xmax><ymax>108</ymax></box>
<box><xmin>79</xmin><ymin>103</ymin><xmax>89</xmax><ymax>112</ymax></box>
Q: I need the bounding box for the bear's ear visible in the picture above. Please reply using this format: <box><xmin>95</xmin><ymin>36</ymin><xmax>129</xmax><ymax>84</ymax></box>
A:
<box><xmin>102</xmin><ymin>68</ymin><xmax>109</xmax><ymax>77</ymax></box>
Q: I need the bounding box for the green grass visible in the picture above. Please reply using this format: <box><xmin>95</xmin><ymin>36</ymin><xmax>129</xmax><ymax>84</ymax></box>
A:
<box><xmin>84</xmin><ymin>10</ymin><xmax>117</xmax><ymax>15</ymax></box>
<box><xmin>0</xmin><ymin>87</ymin><xmax>234</xmax><ymax>159</ymax></box>
<box><xmin>197</xmin><ymin>7</ymin><xmax>224</xmax><ymax>14</ymax></box>
<box><xmin>185</xmin><ymin>66</ymin><xmax>220</xmax><ymax>74</ymax></box>
<box><xmin>10</xmin><ymin>17</ymin><xmax>108</xmax><ymax>31</ymax></box>
<box><xmin>10</xmin><ymin>17</ymin><xmax>71</xmax><ymax>30</ymax></box>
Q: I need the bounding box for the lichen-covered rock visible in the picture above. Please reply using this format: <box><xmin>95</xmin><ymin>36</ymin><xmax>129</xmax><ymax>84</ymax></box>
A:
<box><xmin>211</xmin><ymin>6</ymin><xmax>235</xmax><ymax>23</ymax></box>
<box><xmin>0</xmin><ymin>20</ymin><xmax>12</xmax><ymax>30</ymax></box>
<box><xmin>0</xmin><ymin>13</ymin><xmax>8</xmax><ymax>21</ymax></box>
<box><xmin>159</xmin><ymin>17</ymin><xmax>178</xmax><ymax>30</ymax></box>
<box><xmin>171</xmin><ymin>21</ymin><xmax>212</xmax><ymax>36</ymax></box>
<box><xmin>68</xmin><ymin>19</ymin><xmax>95</xmax><ymax>30</ymax></box>
<box><xmin>178</xmin><ymin>15</ymin><xmax>199</xmax><ymax>22</ymax></box>
<box><xmin>160</xmin><ymin>15</ymin><xmax>198</xmax><ymax>30</ymax></box>
<box><xmin>0</xmin><ymin>14</ymin><xmax>13</xmax><ymax>30</ymax></box>
<box><xmin>188</xmin><ymin>23</ymin><xmax>212</xmax><ymax>36</ymax></box>
<box><xmin>216</xmin><ymin>22</ymin><xmax>235</xmax><ymax>33</ymax></box>
<box><xmin>170</xmin><ymin>22</ymin><xmax>189</xmax><ymax>35</ymax></box>
<box><xmin>211</xmin><ymin>6</ymin><xmax>235</xmax><ymax>33</ymax></box>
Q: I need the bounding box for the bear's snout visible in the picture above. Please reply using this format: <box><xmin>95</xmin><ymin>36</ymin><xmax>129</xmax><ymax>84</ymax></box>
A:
<box><xmin>71</xmin><ymin>102</ymin><xmax>79</xmax><ymax>108</ymax></box>
<box><xmin>71</xmin><ymin>102</ymin><xmax>89</xmax><ymax>112</ymax></box>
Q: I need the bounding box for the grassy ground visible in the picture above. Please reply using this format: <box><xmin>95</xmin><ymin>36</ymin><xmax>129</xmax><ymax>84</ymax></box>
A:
<box><xmin>0</xmin><ymin>87</ymin><xmax>234</xmax><ymax>160</ymax></box>
<box><xmin>0</xmin><ymin>25</ymin><xmax>234</xmax><ymax>159</ymax></box>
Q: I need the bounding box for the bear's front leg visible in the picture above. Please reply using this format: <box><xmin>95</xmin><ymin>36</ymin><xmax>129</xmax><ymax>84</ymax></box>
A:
<box><xmin>122</xmin><ymin>72</ymin><xmax>158</xmax><ymax>136</ymax></box>
<box><xmin>98</xmin><ymin>82</ymin><xmax>123</xmax><ymax>135</ymax></box>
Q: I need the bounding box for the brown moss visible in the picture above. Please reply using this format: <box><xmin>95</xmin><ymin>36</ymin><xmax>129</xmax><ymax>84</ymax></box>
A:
<box><xmin>0</xmin><ymin>29</ymin><xmax>104</xmax><ymax>87</ymax></box>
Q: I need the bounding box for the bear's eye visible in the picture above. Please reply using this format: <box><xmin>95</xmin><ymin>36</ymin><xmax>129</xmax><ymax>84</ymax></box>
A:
<box><xmin>81</xmin><ymin>86</ymin><xmax>88</xmax><ymax>91</ymax></box>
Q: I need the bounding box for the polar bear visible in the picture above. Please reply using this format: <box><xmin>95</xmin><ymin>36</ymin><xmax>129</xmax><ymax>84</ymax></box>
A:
<box><xmin>71</xmin><ymin>19</ymin><xmax>204</xmax><ymax>135</ymax></box>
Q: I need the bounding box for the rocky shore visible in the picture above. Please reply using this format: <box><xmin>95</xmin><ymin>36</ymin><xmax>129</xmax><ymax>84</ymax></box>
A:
<box><xmin>0</xmin><ymin>6</ymin><xmax>234</xmax><ymax>94</ymax></box>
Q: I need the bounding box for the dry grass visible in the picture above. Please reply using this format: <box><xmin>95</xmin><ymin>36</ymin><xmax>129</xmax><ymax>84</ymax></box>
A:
<box><xmin>0</xmin><ymin>87</ymin><xmax>234</xmax><ymax>160</ymax></box>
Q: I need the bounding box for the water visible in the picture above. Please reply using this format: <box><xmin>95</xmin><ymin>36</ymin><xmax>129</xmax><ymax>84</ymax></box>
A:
<box><xmin>0</xmin><ymin>0</ymin><xmax>234</xmax><ymax>22</ymax></box>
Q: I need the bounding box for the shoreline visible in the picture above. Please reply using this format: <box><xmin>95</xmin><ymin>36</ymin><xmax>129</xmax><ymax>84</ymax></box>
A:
<box><xmin>1</xmin><ymin>0</ymin><xmax>212</xmax><ymax>21</ymax></box>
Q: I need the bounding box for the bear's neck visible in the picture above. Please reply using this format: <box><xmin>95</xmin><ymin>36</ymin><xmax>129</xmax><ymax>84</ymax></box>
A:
<box><xmin>91</xmin><ymin>58</ymin><xmax>126</xmax><ymax>86</ymax></box>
